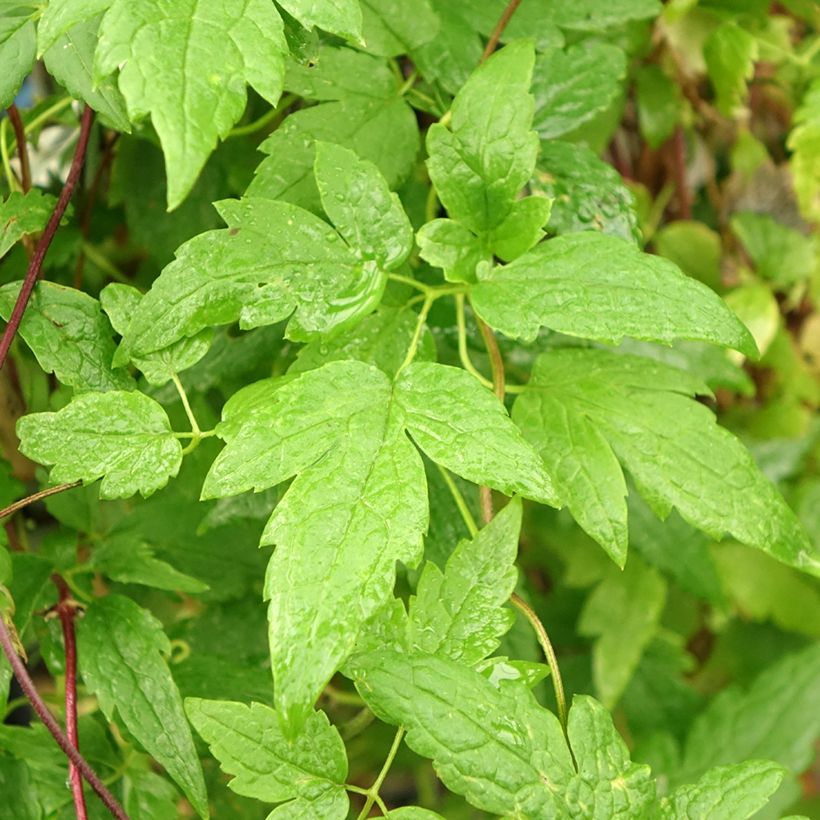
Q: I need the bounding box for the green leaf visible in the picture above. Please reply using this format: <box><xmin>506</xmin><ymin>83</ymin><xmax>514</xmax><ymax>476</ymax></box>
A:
<box><xmin>0</xmin><ymin>281</ymin><xmax>134</xmax><ymax>392</ymax></box>
<box><xmin>513</xmin><ymin>348</ymin><xmax>819</xmax><ymax>574</ymax></box>
<box><xmin>314</xmin><ymin>142</ymin><xmax>413</xmax><ymax>269</ymax></box>
<box><xmin>202</xmin><ymin>360</ymin><xmax>557</xmax><ymax>730</ymax></box>
<box><xmin>531</xmin><ymin>141</ymin><xmax>640</xmax><ymax>244</ymax></box>
<box><xmin>674</xmin><ymin>642</ymin><xmax>820</xmax><ymax>784</ymax></box>
<box><xmin>100</xmin><ymin>283</ymin><xmax>211</xmax><ymax>385</ymax></box>
<box><xmin>416</xmin><ymin>218</ymin><xmax>486</xmax><ymax>283</ymax></box>
<box><xmin>186</xmin><ymin>699</ymin><xmax>348</xmax><ymax>817</ymax></box>
<box><xmin>0</xmin><ymin>757</ymin><xmax>39</xmax><ymax>820</ymax></box>
<box><xmin>654</xmin><ymin>221</ymin><xmax>722</xmax><ymax>290</ymax></box>
<box><xmin>250</xmin><ymin>47</ymin><xmax>418</xmax><ymax>212</ymax></box>
<box><xmin>41</xmin><ymin>14</ymin><xmax>131</xmax><ymax>132</ymax></box>
<box><xmin>0</xmin><ymin>2</ymin><xmax>37</xmax><ymax>109</ymax></box>
<box><xmin>116</xmin><ymin>197</ymin><xmax>383</xmax><ymax>360</ymax></box>
<box><xmin>635</xmin><ymin>65</ymin><xmax>682</xmax><ymax>149</ymax></box>
<box><xmin>353</xmin><ymin>651</ymin><xmax>575</xmax><ymax>817</ymax></box>
<box><xmin>409</xmin><ymin>498</ymin><xmax>520</xmax><ymax>665</ymax></box>
<box><xmin>77</xmin><ymin>595</ymin><xmax>208</xmax><ymax>818</ymax></box>
<box><xmin>471</xmin><ymin>233</ymin><xmax>757</xmax><ymax>355</ymax></box>
<box><xmin>95</xmin><ymin>0</ymin><xmax>287</xmax><ymax>208</ymax></box>
<box><xmin>532</xmin><ymin>43</ymin><xmax>627</xmax><ymax>140</ymax></box>
<box><xmin>540</xmin><ymin>0</ymin><xmax>660</xmax><ymax>30</ymax></box>
<box><xmin>0</xmin><ymin>190</ymin><xmax>54</xmax><ymax>260</ymax></box>
<box><xmin>275</xmin><ymin>0</ymin><xmax>362</xmax><ymax>41</ymax></box>
<box><xmin>35</xmin><ymin>0</ymin><xmax>109</xmax><ymax>52</ymax></box>
<box><xmin>426</xmin><ymin>40</ymin><xmax>538</xmax><ymax>239</ymax></box>
<box><xmin>578</xmin><ymin>558</ymin><xmax>667</xmax><ymax>707</ymax></box>
<box><xmin>359</xmin><ymin>0</ymin><xmax>439</xmax><ymax>56</ymax></box>
<box><xmin>789</xmin><ymin>77</ymin><xmax>820</xmax><ymax>223</ymax></box>
<box><xmin>16</xmin><ymin>390</ymin><xmax>182</xmax><ymax>499</ymax></box>
<box><xmin>661</xmin><ymin>760</ymin><xmax>785</xmax><ymax>819</ymax></box>
<box><xmin>704</xmin><ymin>22</ymin><xmax>758</xmax><ymax>117</ymax></box>
<box><xmin>388</xmin><ymin>809</ymin><xmax>446</xmax><ymax>820</ymax></box>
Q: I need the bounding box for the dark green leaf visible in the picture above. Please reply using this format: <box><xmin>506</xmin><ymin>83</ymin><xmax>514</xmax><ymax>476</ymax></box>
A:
<box><xmin>0</xmin><ymin>190</ymin><xmax>54</xmax><ymax>260</ymax></box>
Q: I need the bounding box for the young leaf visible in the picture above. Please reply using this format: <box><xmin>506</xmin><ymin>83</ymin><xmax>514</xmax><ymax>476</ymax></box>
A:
<box><xmin>0</xmin><ymin>281</ymin><xmax>134</xmax><ymax>392</ymax></box>
<box><xmin>314</xmin><ymin>142</ymin><xmax>413</xmax><ymax>269</ymax></box>
<box><xmin>578</xmin><ymin>558</ymin><xmax>667</xmax><ymax>708</ymax></box>
<box><xmin>115</xmin><ymin>196</ymin><xmax>385</xmax><ymax>361</ymax></box>
<box><xmin>513</xmin><ymin>348</ymin><xmax>819</xmax><ymax>574</ymax></box>
<box><xmin>0</xmin><ymin>190</ymin><xmax>54</xmax><ymax>260</ymax></box>
<box><xmin>16</xmin><ymin>391</ymin><xmax>182</xmax><ymax>499</ymax></box>
<box><xmin>77</xmin><ymin>595</ymin><xmax>208</xmax><ymax>818</ymax></box>
<box><xmin>186</xmin><ymin>699</ymin><xmax>348</xmax><ymax>817</ymax></box>
<box><xmin>275</xmin><ymin>0</ymin><xmax>362</xmax><ymax>41</ymax></box>
<box><xmin>95</xmin><ymin>0</ymin><xmax>287</xmax><ymax>208</ymax></box>
<box><xmin>409</xmin><ymin>497</ymin><xmax>520</xmax><ymax>665</ymax></box>
<box><xmin>417</xmin><ymin>218</ymin><xmax>487</xmax><ymax>282</ymax></box>
<box><xmin>532</xmin><ymin>43</ymin><xmax>627</xmax><ymax>140</ymax></box>
<box><xmin>202</xmin><ymin>361</ymin><xmax>557</xmax><ymax>730</ymax></box>
<box><xmin>426</xmin><ymin>40</ymin><xmax>541</xmax><ymax>264</ymax></box>
<box><xmin>704</xmin><ymin>22</ymin><xmax>758</xmax><ymax>117</ymax></box>
<box><xmin>353</xmin><ymin>651</ymin><xmax>575</xmax><ymax>817</ymax></box>
<box><xmin>0</xmin><ymin>2</ymin><xmax>37</xmax><ymax>109</ymax></box>
<box><xmin>471</xmin><ymin>233</ymin><xmax>757</xmax><ymax>354</ymax></box>
<box><xmin>661</xmin><ymin>760</ymin><xmax>785</xmax><ymax>819</ymax></box>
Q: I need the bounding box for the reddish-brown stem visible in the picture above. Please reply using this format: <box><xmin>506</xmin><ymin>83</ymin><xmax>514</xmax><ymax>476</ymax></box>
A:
<box><xmin>6</xmin><ymin>105</ymin><xmax>31</xmax><ymax>193</ymax></box>
<box><xmin>480</xmin><ymin>0</ymin><xmax>522</xmax><ymax>62</ymax></box>
<box><xmin>0</xmin><ymin>614</ymin><xmax>128</xmax><ymax>818</ymax></box>
<box><xmin>52</xmin><ymin>576</ymin><xmax>88</xmax><ymax>820</ymax></box>
<box><xmin>0</xmin><ymin>105</ymin><xmax>95</xmax><ymax>372</ymax></box>
<box><xmin>670</xmin><ymin>126</ymin><xmax>691</xmax><ymax>219</ymax></box>
<box><xmin>0</xmin><ymin>481</ymin><xmax>82</xmax><ymax>520</ymax></box>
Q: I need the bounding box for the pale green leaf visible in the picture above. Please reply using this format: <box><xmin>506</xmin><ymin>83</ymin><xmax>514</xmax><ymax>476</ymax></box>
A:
<box><xmin>486</xmin><ymin>195</ymin><xmax>552</xmax><ymax>262</ymax></box>
<box><xmin>314</xmin><ymin>142</ymin><xmax>413</xmax><ymax>269</ymax></box>
<box><xmin>352</xmin><ymin>651</ymin><xmax>575</xmax><ymax>817</ymax></box>
<box><xmin>0</xmin><ymin>2</ymin><xmax>37</xmax><ymax>109</ymax></box>
<box><xmin>116</xmin><ymin>197</ymin><xmax>382</xmax><ymax>361</ymax></box>
<box><xmin>96</xmin><ymin>0</ymin><xmax>287</xmax><ymax>208</ymax></box>
<box><xmin>0</xmin><ymin>190</ymin><xmax>54</xmax><ymax>260</ymax></box>
<box><xmin>654</xmin><ymin>221</ymin><xmax>722</xmax><ymax>290</ymax></box>
<box><xmin>513</xmin><ymin>348</ymin><xmax>819</xmax><ymax>574</ymax></box>
<box><xmin>661</xmin><ymin>760</ymin><xmax>785</xmax><ymax>819</ymax></box>
<box><xmin>41</xmin><ymin>15</ymin><xmax>131</xmax><ymax>132</ymax></box>
<box><xmin>77</xmin><ymin>595</ymin><xmax>208</xmax><ymax>817</ymax></box>
<box><xmin>409</xmin><ymin>498</ymin><xmax>520</xmax><ymax>664</ymax></box>
<box><xmin>275</xmin><ymin>0</ymin><xmax>361</xmax><ymax>41</ymax></box>
<box><xmin>16</xmin><ymin>391</ymin><xmax>182</xmax><ymax>499</ymax></box>
<box><xmin>0</xmin><ymin>281</ymin><xmax>134</xmax><ymax>392</ymax></box>
<box><xmin>542</xmin><ymin>0</ymin><xmax>660</xmax><ymax>30</ymax></box>
<box><xmin>101</xmin><ymin>283</ymin><xmax>211</xmax><ymax>385</ymax></box>
<box><xmin>426</xmin><ymin>40</ymin><xmax>538</xmax><ymax>236</ymax></box>
<box><xmin>388</xmin><ymin>809</ymin><xmax>446</xmax><ymax>820</ymax></box>
<box><xmin>674</xmin><ymin>638</ymin><xmax>820</xmax><ymax>783</ymax></box>
<box><xmin>416</xmin><ymin>218</ymin><xmax>486</xmax><ymax>283</ymax></box>
<box><xmin>578</xmin><ymin>558</ymin><xmax>667</xmax><ymax>707</ymax></box>
<box><xmin>36</xmin><ymin>0</ymin><xmax>109</xmax><ymax>52</ymax></box>
<box><xmin>471</xmin><ymin>233</ymin><xmax>757</xmax><ymax>355</ymax></box>
<box><xmin>704</xmin><ymin>22</ymin><xmax>758</xmax><ymax>116</ymax></box>
<box><xmin>789</xmin><ymin>77</ymin><xmax>820</xmax><ymax>223</ymax></box>
<box><xmin>532</xmin><ymin>43</ymin><xmax>627</xmax><ymax>140</ymax></box>
<box><xmin>635</xmin><ymin>65</ymin><xmax>681</xmax><ymax>149</ymax></box>
<box><xmin>359</xmin><ymin>0</ymin><xmax>439</xmax><ymax>56</ymax></box>
<box><xmin>186</xmin><ymin>699</ymin><xmax>348</xmax><ymax>817</ymax></box>
<box><xmin>532</xmin><ymin>141</ymin><xmax>640</xmax><ymax>244</ymax></box>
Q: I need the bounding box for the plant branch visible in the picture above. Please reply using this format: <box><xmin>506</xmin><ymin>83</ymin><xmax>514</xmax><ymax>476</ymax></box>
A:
<box><xmin>481</xmin><ymin>0</ymin><xmax>522</xmax><ymax>62</ymax></box>
<box><xmin>0</xmin><ymin>105</ymin><xmax>96</xmax><ymax>372</ymax></box>
<box><xmin>510</xmin><ymin>592</ymin><xmax>568</xmax><ymax>734</ymax></box>
<box><xmin>6</xmin><ymin>105</ymin><xmax>31</xmax><ymax>193</ymax></box>
<box><xmin>0</xmin><ymin>614</ymin><xmax>129</xmax><ymax>819</ymax></box>
<box><xmin>355</xmin><ymin>726</ymin><xmax>405</xmax><ymax>819</ymax></box>
<box><xmin>0</xmin><ymin>482</ymin><xmax>82</xmax><ymax>520</ymax></box>
<box><xmin>52</xmin><ymin>575</ymin><xmax>88</xmax><ymax>820</ymax></box>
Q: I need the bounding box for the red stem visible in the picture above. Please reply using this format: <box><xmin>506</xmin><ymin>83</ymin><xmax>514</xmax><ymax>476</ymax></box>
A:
<box><xmin>671</xmin><ymin>126</ymin><xmax>691</xmax><ymax>219</ymax></box>
<box><xmin>0</xmin><ymin>481</ymin><xmax>81</xmax><ymax>520</ymax></box>
<box><xmin>53</xmin><ymin>576</ymin><xmax>88</xmax><ymax>820</ymax></box>
<box><xmin>480</xmin><ymin>0</ymin><xmax>522</xmax><ymax>62</ymax></box>
<box><xmin>0</xmin><ymin>613</ymin><xmax>128</xmax><ymax>818</ymax></box>
<box><xmin>0</xmin><ymin>105</ymin><xmax>95</xmax><ymax>372</ymax></box>
<box><xmin>6</xmin><ymin>105</ymin><xmax>31</xmax><ymax>193</ymax></box>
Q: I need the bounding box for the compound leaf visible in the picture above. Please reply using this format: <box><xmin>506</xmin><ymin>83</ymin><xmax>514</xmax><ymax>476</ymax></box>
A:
<box><xmin>16</xmin><ymin>391</ymin><xmax>182</xmax><ymax>499</ymax></box>
<box><xmin>186</xmin><ymin>699</ymin><xmax>348</xmax><ymax>817</ymax></box>
<box><xmin>77</xmin><ymin>595</ymin><xmax>208</xmax><ymax>818</ymax></box>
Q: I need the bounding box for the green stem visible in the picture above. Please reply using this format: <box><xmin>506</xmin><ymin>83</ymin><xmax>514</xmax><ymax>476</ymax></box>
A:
<box><xmin>80</xmin><ymin>242</ymin><xmax>131</xmax><ymax>284</ymax></box>
<box><xmin>398</xmin><ymin>71</ymin><xmax>417</xmax><ymax>96</ymax></box>
<box><xmin>228</xmin><ymin>94</ymin><xmax>297</xmax><ymax>138</ymax></box>
<box><xmin>0</xmin><ymin>118</ymin><xmax>20</xmax><ymax>193</ymax></box>
<box><xmin>424</xmin><ymin>184</ymin><xmax>439</xmax><ymax>223</ymax></box>
<box><xmin>396</xmin><ymin>295</ymin><xmax>434</xmax><ymax>374</ymax></box>
<box><xmin>510</xmin><ymin>592</ymin><xmax>568</xmax><ymax>734</ymax></box>
<box><xmin>323</xmin><ymin>683</ymin><xmax>365</xmax><ymax>707</ymax></box>
<box><xmin>455</xmin><ymin>294</ymin><xmax>494</xmax><ymax>389</ymax></box>
<box><xmin>355</xmin><ymin>726</ymin><xmax>405</xmax><ymax>819</ymax></box>
<box><xmin>435</xmin><ymin>464</ymin><xmax>478</xmax><ymax>538</ymax></box>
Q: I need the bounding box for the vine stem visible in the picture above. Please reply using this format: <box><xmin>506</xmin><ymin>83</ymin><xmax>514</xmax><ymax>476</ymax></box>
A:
<box><xmin>510</xmin><ymin>593</ymin><xmax>568</xmax><ymax>733</ymax></box>
<box><xmin>6</xmin><ymin>105</ymin><xmax>31</xmax><ymax>193</ymax></box>
<box><xmin>0</xmin><ymin>481</ymin><xmax>82</xmax><ymax>520</ymax></box>
<box><xmin>0</xmin><ymin>615</ymin><xmax>129</xmax><ymax>819</ymax></box>
<box><xmin>355</xmin><ymin>726</ymin><xmax>405</xmax><ymax>819</ymax></box>
<box><xmin>0</xmin><ymin>105</ymin><xmax>96</xmax><ymax>372</ymax></box>
<box><xmin>52</xmin><ymin>576</ymin><xmax>88</xmax><ymax>820</ymax></box>
<box><xmin>480</xmin><ymin>0</ymin><xmax>522</xmax><ymax>62</ymax></box>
